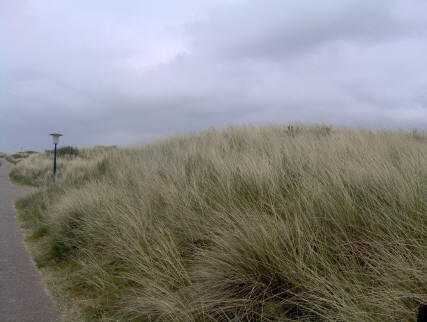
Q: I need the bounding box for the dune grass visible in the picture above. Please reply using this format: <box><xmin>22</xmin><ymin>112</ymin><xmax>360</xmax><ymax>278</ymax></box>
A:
<box><xmin>5</xmin><ymin>150</ymin><xmax>38</xmax><ymax>164</ymax></box>
<box><xmin>10</xmin><ymin>146</ymin><xmax>113</xmax><ymax>186</ymax></box>
<box><xmin>13</xmin><ymin>125</ymin><xmax>427</xmax><ymax>321</ymax></box>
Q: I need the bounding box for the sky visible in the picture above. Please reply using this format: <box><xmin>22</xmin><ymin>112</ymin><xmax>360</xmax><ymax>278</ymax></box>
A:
<box><xmin>1</xmin><ymin>0</ymin><xmax>426</xmax><ymax>152</ymax></box>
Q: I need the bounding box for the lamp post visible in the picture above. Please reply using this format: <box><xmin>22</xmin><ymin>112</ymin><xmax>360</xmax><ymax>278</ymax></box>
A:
<box><xmin>50</xmin><ymin>133</ymin><xmax>62</xmax><ymax>182</ymax></box>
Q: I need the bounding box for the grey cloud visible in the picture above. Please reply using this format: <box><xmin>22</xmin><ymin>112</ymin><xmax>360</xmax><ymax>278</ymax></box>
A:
<box><xmin>1</xmin><ymin>0</ymin><xmax>426</xmax><ymax>153</ymax></box>
<box><xmin>189</xmin><ymin>1</ymin><xmax>423</xmax><ymax>61</ymax></box>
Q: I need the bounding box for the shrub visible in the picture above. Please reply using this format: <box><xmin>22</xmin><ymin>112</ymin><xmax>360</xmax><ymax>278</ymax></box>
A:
<box><xmin>45</xmin><ymin>146</ymin><xmax>79</xmax><ymax>157</ymax></box>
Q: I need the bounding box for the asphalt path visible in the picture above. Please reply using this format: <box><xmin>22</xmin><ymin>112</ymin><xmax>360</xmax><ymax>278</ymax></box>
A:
<box><xmin>0</xmin><ymin>158</ymin><xmax>60</xmax><ymax>321</ymax></box>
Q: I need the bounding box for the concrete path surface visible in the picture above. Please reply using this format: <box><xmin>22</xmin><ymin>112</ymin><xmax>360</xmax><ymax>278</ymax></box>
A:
<box><xmin>0</xmin><ymin>159</ymin><xmax>60</xmax><ymax>321</ymax></box>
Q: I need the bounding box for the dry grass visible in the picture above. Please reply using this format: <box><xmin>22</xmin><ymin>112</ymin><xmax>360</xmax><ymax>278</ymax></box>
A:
<box><xmin>13</xmin><ymin>125</ymin><xmax>427</xmax><ymax>321</ymax></box>
<box><xmin>5</xmin><ymin>151</ymin><xmax>37</xmax><ymax>164</ymax></box>
<box><xmin>0</xmin><ymin>152</ymin><xmax>6</xmax><ymax>166</ymax></box>
<box><xmin>10</xmin><ymin>146</ymin><xmax>114</xmax><ymax>186</ymax></box>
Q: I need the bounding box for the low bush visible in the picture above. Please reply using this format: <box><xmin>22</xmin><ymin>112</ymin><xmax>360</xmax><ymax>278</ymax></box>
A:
<box><xmin>45</xmin><ymin>146</ymin><xmax>80</xmax><ymax>157</ymax></box>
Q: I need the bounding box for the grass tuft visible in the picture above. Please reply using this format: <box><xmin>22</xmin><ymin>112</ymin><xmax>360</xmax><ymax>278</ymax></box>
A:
<box><xmin>13</xmin><ymin>125</ymin><xmax>427</xmax><ymax>321</ymax></box>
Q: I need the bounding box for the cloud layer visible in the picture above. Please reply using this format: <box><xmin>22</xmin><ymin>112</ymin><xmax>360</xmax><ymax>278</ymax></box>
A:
<box><xmin>1</xmin><ymin>0</ymin><xmax>426</xmax><ymax>152</ymax></box>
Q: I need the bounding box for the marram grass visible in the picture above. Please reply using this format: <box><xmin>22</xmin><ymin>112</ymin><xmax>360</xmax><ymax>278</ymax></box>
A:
<box><xmin>12</xmin><ymin>125</ymin><xmax>427</xmax><ymax>321</ymax></box>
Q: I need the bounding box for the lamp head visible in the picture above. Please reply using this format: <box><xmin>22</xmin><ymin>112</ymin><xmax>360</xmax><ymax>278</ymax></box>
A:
<box><xmin>50</xmin><ymin>133</ymin><xmax>62</xmax><ymax>145</ymax></box>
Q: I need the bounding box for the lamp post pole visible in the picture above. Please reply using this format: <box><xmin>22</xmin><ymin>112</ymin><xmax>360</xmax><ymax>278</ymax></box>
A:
<box><xmin>53</xmin><ymin>142</ymin><xmax>57</xmax><ymax>181</ymax></box>
<box><xmin>50</xmin><ymin>133</ymin><xmax>62</xmax><ymax>183</ymax></box>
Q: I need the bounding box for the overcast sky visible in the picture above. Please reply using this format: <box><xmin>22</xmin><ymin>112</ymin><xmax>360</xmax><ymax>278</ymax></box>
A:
<box><xmin>1</xmin><ymin>0</ymin><xmax>426</xmax><ymax>152</ymax></box>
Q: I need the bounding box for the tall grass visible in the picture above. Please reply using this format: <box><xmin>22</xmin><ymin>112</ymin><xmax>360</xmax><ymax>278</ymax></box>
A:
<box><xmin>10</xmin><ymin>146</ymin><xmax>114</xmax><ymax>186</ymax></box>
<box><xmin>5</xmin><ymin>150</ymin><xmax>37</xmax><ymax>164</ymax></box>
<box><xmin>13</xmin><ymin>125</ymin><xmax>427</xmax><ymax>321</ymax></box>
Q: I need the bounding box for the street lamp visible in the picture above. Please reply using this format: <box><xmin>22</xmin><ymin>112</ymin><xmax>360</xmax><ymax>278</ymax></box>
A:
<box><xmin>50</xmin><ymin>133</ymin><xmax>62</xmax><ymax>182</ymax></box>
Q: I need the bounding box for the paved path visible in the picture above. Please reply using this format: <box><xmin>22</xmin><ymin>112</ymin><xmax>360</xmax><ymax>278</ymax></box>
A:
<box><xmin>0</xmin><ymin>158</ymin><xmax>60</xmax><ymax>322</ymax></box>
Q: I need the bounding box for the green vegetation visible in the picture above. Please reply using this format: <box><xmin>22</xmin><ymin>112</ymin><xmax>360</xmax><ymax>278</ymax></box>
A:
<box><xmin>45</xmin><ymin>146</ymin><xmax>80</xmax><ymax>157</ymax></box>
<box><xmin>10</xmin><ymin>146</ymin><xmax>110</xmax><ymax>186</ymax></box>
<box><xmin>13</xmin><ymin>125</ymin><xmax>427</xmax><ymax>321</ymax></box>
<box><xmin>6</xmin><ymin>150</ymin><xmax>37</xmax><ymax>164</ymax></box>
